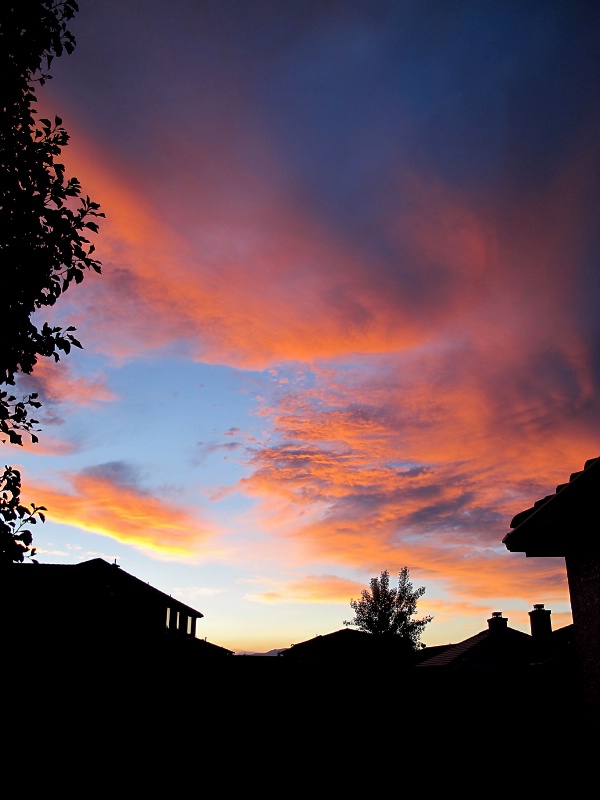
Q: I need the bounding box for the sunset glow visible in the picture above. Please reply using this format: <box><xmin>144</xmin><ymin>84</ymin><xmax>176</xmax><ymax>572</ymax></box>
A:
<box><xmin>11</xmin><ymin>0</ymin><xmax>600</xmax><ymax>653</ymax></box>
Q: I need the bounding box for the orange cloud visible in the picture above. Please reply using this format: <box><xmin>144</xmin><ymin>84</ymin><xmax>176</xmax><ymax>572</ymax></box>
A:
<box><xmin>25</xmin><ymin>468</ymin><xmax>223</xmax><ymax>558</ymax></box>
<box><xmin>42</xmin><ymin>87</ymin><xmax>599</xmax><ymax>386</ymax></box>
<box><xmin>44</xmin><ymin>129</ymin><xmax>497</xmax><ymax>368</ymax></box>
<box><xmin>251</xmin><ymin>574</ymin><xmax>365</xmax><ymax>604</ymax></box>
<box><xmin>238</xmin><ymin>348</ymin><xmax>596</xmax><ymax>612</ymax></box>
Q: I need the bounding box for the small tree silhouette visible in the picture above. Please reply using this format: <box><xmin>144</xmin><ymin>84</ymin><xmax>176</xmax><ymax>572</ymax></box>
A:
<box><xmin>344</xmin><ymin>567</ymin><xmax>433</xmax><ymax>649</ymax></box>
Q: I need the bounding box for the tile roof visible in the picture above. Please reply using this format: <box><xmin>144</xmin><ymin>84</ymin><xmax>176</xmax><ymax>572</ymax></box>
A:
<box><xmin>416</xmin><ymin>625</ymin><xmax>533</xmax><ymax>669</ymax></box>
<box><xmin>502</xmin><ymin>456</ymin><xmax>600</xmax><ymax>556</ymax></box>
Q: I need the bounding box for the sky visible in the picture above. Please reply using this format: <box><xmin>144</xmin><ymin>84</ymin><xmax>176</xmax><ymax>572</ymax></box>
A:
<box><xmin>10</xmin><ymin>0</ymin><xmax>600</xmax><ymax>653</ymax></box>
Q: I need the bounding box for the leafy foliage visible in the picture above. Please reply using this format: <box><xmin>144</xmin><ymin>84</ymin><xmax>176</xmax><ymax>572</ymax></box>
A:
<box><xmin>344</xmin><ymin>567</ymin><xmax>433</xmax><ymax>649</ymax></box>
<box><xmin>0</xmin><ymin>2</ymin><xmax>103</xmax><ymax>561</ymax></box>
<box><xmin>0</xmin><ymin>389</ymin><xmax>42</xmax><ymax>445</ymax></box>
<box><xmin>0</xmin><ymin>466</ymin><xmax>46</xmax><ymax>565</ymax></box>
<box><xmin>0</xmin><ymin>0</ymin><xmax>104</xmax><ymax>445</ymax></box>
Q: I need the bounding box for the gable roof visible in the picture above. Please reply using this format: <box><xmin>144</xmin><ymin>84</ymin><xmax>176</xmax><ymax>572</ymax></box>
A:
<box><xmin>412</xmin><ymin>643</ymin><xmax>455</xmax><ymax>663</ymax></box>
<box><xmin>416</xmin><ymin>625</ymin><xmax>533</xmax><ymax>669</ymax></box>
<box><xmin>4</xmin><ymin>557</ymin><xmax>204</xmax><ymax>618</ymax></box>
<box><xmin>502</xmin><ymin>456</ymin><xmax>600</xmax><ymax>557</ymax></box>
<box><xmin>417</xmin><ymin>608</ymin><xmax>576</xmax><ymax>672</ymax></box>
<box><xmin>84</xmin><ymin>558</ymin><xmax>204</xmax><ymax>617</ymax></box>
<box><xmin>194</xmin><ymin>638</ymin><xmax>235</xmax><ymax>657</ymax></box>
<box><xmin>279</xmin><ymin>627</ymin><xmax>414</xmax><ymax>661</ymax></box>
<box><xmin>1</xmin><ymin>559</ymin><xmax>241</xmax><ymax>673</ymax></box>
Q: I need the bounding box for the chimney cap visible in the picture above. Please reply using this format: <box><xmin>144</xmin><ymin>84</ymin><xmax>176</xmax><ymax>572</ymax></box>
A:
<box><xmin>488</xmin><ymin>612</ymin><xmax>508</xmax><ymax>632</ymax></box>
<box><xmin>532</xmin><ymin>603</ymin><xmax>545</xmax><ymax>610</ymax></box>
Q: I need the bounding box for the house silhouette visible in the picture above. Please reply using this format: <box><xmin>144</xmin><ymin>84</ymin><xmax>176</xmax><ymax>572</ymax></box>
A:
<box><xmin>503</xmin><ymin>456</ymin><xmax>600</xmax><ymax>716</ymax></box>
<box><xmin>278</xmin><ymin>627</ymin><xmax>415</xmax><ymax>663</ymax></box>
<box><xmin>417</xmin><ymin>606</ymin><xmax>574</xmax><ymax>672</ymax></box>
<box><xmin>2</xmin><ymin>557</ymin><xmax>233</xmax><ymax>676</ymax></box>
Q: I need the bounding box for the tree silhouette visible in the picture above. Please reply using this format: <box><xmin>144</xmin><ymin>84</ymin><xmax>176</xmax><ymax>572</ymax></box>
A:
<box><xmin>0</xmin><ymin>0</ymin><xmax>103</xmax><ymax>446</ymax></box>
<box><xmin>1</xmin><ymin>2</ymin><xmax>102</xmax><ymax>562</ymax></box>
<box><xmin>0</xmin><ymin>466</ymin><xmax>45</xmax><ymax>565</ymax></box>
<box><xmin>344</xmin><ymin>567</ymin><xmax>433</xmax><ymax>649</ymax></box>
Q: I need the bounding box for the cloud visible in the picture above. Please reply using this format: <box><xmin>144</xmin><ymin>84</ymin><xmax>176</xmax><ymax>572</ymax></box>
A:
<box><xmin>80</xmin><ymin>461</ymin><xmax>143</xmax><ymax>488</ymax></box>
<box><xmin>249</xmin><ymin>574</ymin><xmax>365</xmax><ymax>604</ymax></box>
<box><xmin>37</xmin><ymin>0</ymin><xmax>598</xmax><ymax>378</ymax></box>
<box><xmin>6</xmin><ymin>359</ymin><xmax>115</xmax><ymax>452</ymax></box>
<box><xmin>18</xmin><ymin>434</ymin><xmax>81</xmax><ymax>457</ymax></box>
<box><xmin>44</xmin><ymin>130</ymin><xmax>491</xmax><ymax>370</ymax></box>
<box><xmin>38</xmin><ymin>125</ymin><xmax>598</xmax><ymax>609</ymax></box>
<box><xmin>174</xmin><ymin>586</ymin><xmax>223</xmax><ymax>601</ymax></box>
<box><xmin>50</xmin><ymin>121</ymin><xmax>598</xmax><ymax>412</ymax></box>
<box><xmin>15</xmin><ymin>359</ymin><xmax>117</xmax><ymax>423</ymax></box>
<box><xmin>238</xmin><ymin>349</ymin><xmax>597</xmax><ymax>609</ymax></box>
<box><xmin>26</xmin><ymin>464</ymin><xmax>224</xmax><ymax>558</ymax></box>
<box><xmin>197</xmin><ymin>441</ymin><xmax>244</xmax><ymax>457</ymax></box>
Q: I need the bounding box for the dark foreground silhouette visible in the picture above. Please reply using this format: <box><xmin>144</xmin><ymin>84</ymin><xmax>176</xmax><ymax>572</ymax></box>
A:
<box><xmin>3</xmin><ymin>559</ymin><xmax>594</xmax><ymax>769</ymax></box>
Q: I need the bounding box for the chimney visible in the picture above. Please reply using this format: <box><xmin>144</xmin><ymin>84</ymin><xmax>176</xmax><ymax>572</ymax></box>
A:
<box><xmin>487</xmin><ymin>611</ymin><xmax>508</xmax><ymax>634</ymax></box>
<box><xmin>529</xmin><ymin>603</ymin><xmax>552</xmax><ymax>640</ymax></box>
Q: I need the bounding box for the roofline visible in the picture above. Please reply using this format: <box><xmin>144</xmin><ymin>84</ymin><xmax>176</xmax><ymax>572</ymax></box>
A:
<box><xmin>502</xmin><ymin>456</ymin><xmax>600</xmax><ymax>554</ymax></box>
<box><xmin>94</xmin><ymin>560</ymin><xmax>205</xmax><ymax>618</ymax></box>
<box><xmin>26</xmin><ymin>558</ymin><xmax>204</xmax><ymax>618</ymax></box>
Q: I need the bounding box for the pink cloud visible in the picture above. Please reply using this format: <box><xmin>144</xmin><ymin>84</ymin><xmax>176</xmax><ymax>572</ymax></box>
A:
<box><xmin>17</xmin><ymin>359</ymin><xmax>117</xmax><ymax>408</ymax></box>
<box><xmin>17</xmin><ymin>434</ymin><xmax>81</xmax><ymax>457</ymax></box>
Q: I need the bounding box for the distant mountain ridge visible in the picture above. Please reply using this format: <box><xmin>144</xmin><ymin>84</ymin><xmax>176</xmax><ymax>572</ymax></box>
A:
<box><xmin>236</xmin><ymin>648</ymin><xmax>287</xmax><ymax>657</ymax></box>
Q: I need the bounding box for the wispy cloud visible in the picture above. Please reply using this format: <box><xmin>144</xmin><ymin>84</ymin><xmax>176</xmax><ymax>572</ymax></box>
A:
<box><xmin>17</xmin><ymin>359</ymin><xmax>117</xmax><ymax>407</ymax></box>
<box><xmin>249</xmin><ymin>574</ymin><xmax>365</xmax><ymax>604</ymax></box>
<box><xmin>239</xmin><ymin>345</ymin><xmax>596</xmax><ymax>607</ymax></box>
<box><xmin>26</xmin><ymin>462</ymin><xmax>225</xmax><ymax>558</ymax></box>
